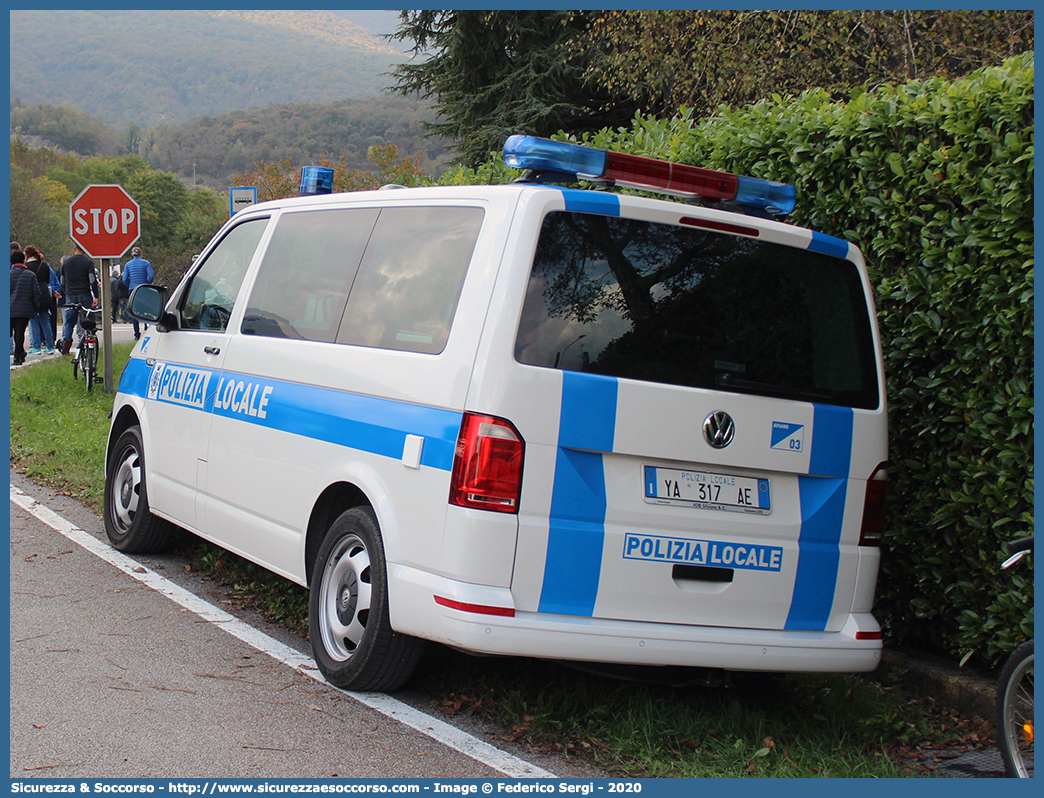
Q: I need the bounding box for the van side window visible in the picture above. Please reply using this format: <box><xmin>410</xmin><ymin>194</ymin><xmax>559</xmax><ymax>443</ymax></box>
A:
<box><xmin>180</xmin><ymin>218</ymin><xmax>268</xmax><ymax>332</ymax></box>
<box><xmin>242</xmin><ymin>208</ymin><xmax>379</xmax><ymax>342</ymax></box>
<box><xmin>335</xmin><ymin>206</ymin><xmax>484</xmax><ymax>354</ymax></box>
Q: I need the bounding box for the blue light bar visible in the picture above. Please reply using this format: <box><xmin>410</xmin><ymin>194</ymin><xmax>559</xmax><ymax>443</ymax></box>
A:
<box><xmin>503</xmin><ymin>135</ymin><xmax>606</xmax><ymax>177</ymax></box>
<box><xmin>299</xmin><ymin>166</ymin><xmax>334</xmax><ymax>196</ymax></box>
<box><xmin>734</xmin><ymin>176</ymin><xmax>797</xmax><ymax>216</ymax></box>
<box><xmin>502</xmin><ymin>135</ymin><xmax>796</xmax><ymax>215</ymax></box>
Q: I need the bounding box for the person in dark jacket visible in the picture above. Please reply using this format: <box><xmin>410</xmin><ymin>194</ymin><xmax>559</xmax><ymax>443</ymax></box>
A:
<box><xmin>110</xmin><ymin>265</ymin><xmax>123</xmax><ymax>323</ymax></box>
<box><xmin>24</xmin><ymin>245</ymin><xmax>56</xmax><ymax>354</ymax></box>
<box><xmin>60</xmin><ymin>244</ymin><xmax>98</xmax><ymax>356</ymax></box>
<box><xmin>10</xmin><ymin>249</ymin><xmax>42</xmax><ymax>366</ymax></box>
<box><xmin>10</xmin><ymin>241</ymin><xmax>20</xmax><ymax>356</ymax></box>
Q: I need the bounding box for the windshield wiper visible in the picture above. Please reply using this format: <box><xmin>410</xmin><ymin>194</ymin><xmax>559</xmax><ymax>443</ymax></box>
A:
<box><xmin>715</xmin><ymin>373</ymin><xmax>831</xmax><ymax>403</ymax></box>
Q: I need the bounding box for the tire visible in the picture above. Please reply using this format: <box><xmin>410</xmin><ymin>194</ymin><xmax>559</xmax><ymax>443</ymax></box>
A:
<box><xmin>309</xmin><ymin>506</ymin><xmax>424</xmax><ymax>691</ymax></box>
<box><xmin>85</xmin><ymin>344</ymin><xmax>96</xmax><ymax>392</ymax></box>
<box><xmin>72</xmin><ymin>350</ymin><xmax>78</xmax><ymax>380</ymax></box>
<box><xmin>104</xmin><ymin>425</ymin><xmax>174</xmax><ymax>554</ymax></box>
<box><xmin>997</xmin><ymin>639</ymin><xmax>1034</xmax><ymax>778</ymax></box>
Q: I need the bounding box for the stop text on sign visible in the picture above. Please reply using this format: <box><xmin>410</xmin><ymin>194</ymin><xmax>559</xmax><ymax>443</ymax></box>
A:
<box><xmin>73</xmin><ymin>207</ymin><xmax>138</xmax><ymax>237</ymax></box>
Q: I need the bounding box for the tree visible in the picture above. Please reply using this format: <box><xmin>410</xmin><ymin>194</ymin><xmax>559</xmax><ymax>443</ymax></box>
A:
<box><xmin>575</xmin><ymin>10</ymin><xmax>1034</xmax><ymax>118</ymax></box>
<box><xmin>9</xmin><ymin>101</ymin><xmax>119</xmax><ymax>156</ymax></box>
<box><xmin>10</xmin><ymin>141</ymin><xmax>226</xmax><ymax>284</ymax></box>
<box><xmin>123</xmin><ymin>122</ymin><xmax>142</xmax><ymax>156</ymax></box>
<box><xmin>229</xmin><ymin>157</ymin><xmax>300</xmax><ymax>203</ymax></box>
<box><xmin>388</xmin><ymin>11</ymin><xmax>637</xmax><ymax>166</ymax></box>
<box><xmin>9</xmin><ymin>165</ymin><xmax>74</xmax><ymax>261</ymax></box>
<box><xmin>126</xmin><ymin>169</ymin><xmax>193</xmax><ymax>252</ymax></box>
<box><xmin>229</xmin><ymin>145</ymin><xmax>429</xmax><ymax>202</ymax></box>
<box><xmin>174</xmin><ymin>190</ymin><xmax>226</xmax><ymax>256</ymax></box>
<box><xmin>387</xmin><ymin>10</ymin><xmax>1032</xmax><ymax>164</ymax></box>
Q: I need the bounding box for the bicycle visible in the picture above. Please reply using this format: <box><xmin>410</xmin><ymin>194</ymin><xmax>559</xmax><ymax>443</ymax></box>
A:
<box><xmin>996</xmin><ymin>535</ymin><xmax>1034</xmax><ymax>778</ymax></box>
<box><xmin>70</xmin><ymin>303</ymin><xmax>103</xmax><ymax>392</ymax></box>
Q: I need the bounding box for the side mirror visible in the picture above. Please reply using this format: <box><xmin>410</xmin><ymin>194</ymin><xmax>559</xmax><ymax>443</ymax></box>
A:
<box><xmin>127</xmin><ymin>284</ymin><xmax>176</xmax><ymax>331</ymax></box>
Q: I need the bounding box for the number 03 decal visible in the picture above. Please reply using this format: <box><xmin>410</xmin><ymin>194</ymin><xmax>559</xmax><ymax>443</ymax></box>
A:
<box><xmin>771</xmin><ymin>421</ymin><xmax>805</xmax><ymax>452</ymax></box>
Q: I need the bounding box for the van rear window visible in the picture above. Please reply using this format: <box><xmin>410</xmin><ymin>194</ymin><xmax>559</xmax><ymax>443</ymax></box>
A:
<box><xmin>514</xmin><ymin>212</ymin><xmax>880</xmax><ymax>409</ymax></box>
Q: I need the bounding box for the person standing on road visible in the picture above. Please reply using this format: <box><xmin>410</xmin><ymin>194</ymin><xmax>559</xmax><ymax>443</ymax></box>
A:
<box><xmin>122</xmin><ymin>246</ymin><xmax>154</xmax><ymax>340</ymax></box>
<box><xmin>11</xmin><ymin>242</ymin><xmax>22</xmax><ymax>352</ymax></box>
<box><xmin>24</xmin><ymin>245</ymin><xmax>57</xmax><ymax>355</ymax></box>
<box><xmin>60</xmin><ymin>244</ymin><xmax>98</xmax><ymax>356</ymax></box>
<box><xmin>48</xmin><ymin>259</ymin><xmax>64</xmax><ymax>344</ymax></box>
<box><xmin>110</xmin><ymin>265</ymin><xmax>123</xmax><ymax>323</ymax></box>
<box><xmin>11</xmin><ymin>242</ymin><xmax>23</xmax><ymax>358</ymax></box>
<box><xmin>10</xmin><ymin>249</ymin><xmax>43</xmax><ymax>367</ymax></box>
<box><xmin>53</xmin><ymin>256</ymin><xmax>67</xmax><ymax>345</ymax></box>
<box><xmin>117</xmin><ymin>272</ymin><xmax>130</xmax><ymax>321</ymax></box>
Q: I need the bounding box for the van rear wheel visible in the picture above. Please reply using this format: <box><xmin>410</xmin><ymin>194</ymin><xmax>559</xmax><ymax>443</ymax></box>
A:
<box><xmin>309</xmin><ymin>507</ymin><xmax>423</xmax><ymax>691</ymax></box>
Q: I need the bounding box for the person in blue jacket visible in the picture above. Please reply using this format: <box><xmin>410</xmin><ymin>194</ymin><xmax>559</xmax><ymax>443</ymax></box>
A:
<box><xmin>122</xmin><ymin>246</ymin><xmax>154</xmax><ymax>340</ymax></box>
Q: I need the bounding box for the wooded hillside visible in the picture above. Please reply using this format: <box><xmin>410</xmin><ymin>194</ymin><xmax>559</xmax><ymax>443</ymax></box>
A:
<box><xmin>9</xmin><ymin>10</ymin><xmax>405</xmax><ymax>127</ymax></box>
<box><xmin>10</xmin><ymin>95</ymin><xmax>454</xmax><ymax>191</ymax></box>
<box><xmin>145</xmin><ymin>96</ymin><xmax>450</xmax><ymax>189</ymax></box>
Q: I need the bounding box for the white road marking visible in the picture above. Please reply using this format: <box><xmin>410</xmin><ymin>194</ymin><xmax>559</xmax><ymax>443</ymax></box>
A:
<box><xmin>10</xmin><ymin>482</ymin><xmax>556</xmax><ymax>779</ymax></box>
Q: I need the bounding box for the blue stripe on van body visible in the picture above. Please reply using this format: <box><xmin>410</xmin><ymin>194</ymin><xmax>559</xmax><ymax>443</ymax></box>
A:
<box><xmin>222</xmin><ymin>376</ymin><xmax>462</xmax><ymax>471</ymax></box>
<box><xmin>555</xmin><ymin>187</ymin><xmax>621</xmax><ymax>217</ymax></box>
<box><xmin>117</xmin><ymin>356</ymin><xmax>155</xmax><ymax>399</ymax></box>
<box><xmin>807</xmin><ymin>231</ymin><xmax>850</xmax><ymax>260</ymax></box>
<box><xmin>809</xmin><ymin>404</ymin><xmax>855</xmax><ymax>479</ymax></box>
<box><xmin>119</xmin><ymin>359</ymin><xmax>462</xmax><ymax>471</ymax></box>
<box><xmin>539</xmin><ymin>372</ymin><xmax>619</xmax><ymax>616</ymax></box>
<box><xmin>557</xmin><ymin>371</ymin><xmax>618</xmax><ymax>453</ymax></box>
<box><xmin>785</xmin><ymin>404</ymin><xmax>855</xmax><ymax>631</ymax></box>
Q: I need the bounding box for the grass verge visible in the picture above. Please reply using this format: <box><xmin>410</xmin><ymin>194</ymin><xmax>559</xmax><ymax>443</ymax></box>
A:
<box><xmin>10</xmin><ymin>353</ymin><xmax>995</xmax><ymax>777</ymax></box>
<box><xmin>412</xmin><ymin>648</ymin><xmax>992</xmax><ymax>777</ymax></box>
<box><xmin>9</xmin><ymin>344</ymin><xmax>134</xmax><ymax>510</ymax></box>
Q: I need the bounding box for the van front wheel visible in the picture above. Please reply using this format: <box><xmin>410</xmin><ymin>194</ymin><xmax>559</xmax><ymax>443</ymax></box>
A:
<box><xmin>104</xmin><ymin>425</ymin><xmax>174</xmax><ymax>553</ymax></box>
<box><xmin>309</xmin><ymin>507</ymin><xmax>423</xmax><ymax>691</ymax></box>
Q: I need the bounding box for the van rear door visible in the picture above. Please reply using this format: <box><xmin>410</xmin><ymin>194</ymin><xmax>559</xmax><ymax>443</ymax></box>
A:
<box><xmin>472</xmin><ymin>189</ymin><xmax>887</xmax><ymax>635</ymax></box>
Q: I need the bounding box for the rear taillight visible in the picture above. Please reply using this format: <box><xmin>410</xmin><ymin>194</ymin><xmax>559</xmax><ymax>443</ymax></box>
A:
<box><xmin>449</xmin><ymin>413</ymin><xmax>524</xmax><ymax>513</ymax></box>
<box><xmin>859</xmin><ymin>464</ymin><xmax>888</xmax><ymax>546</ymax></box>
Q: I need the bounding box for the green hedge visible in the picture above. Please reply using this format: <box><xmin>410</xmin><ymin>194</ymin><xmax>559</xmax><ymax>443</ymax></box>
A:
<box><xmin>572</xmin><ymin>55</ymin><xmax>1033</xmax><ymax>670</ymax></box>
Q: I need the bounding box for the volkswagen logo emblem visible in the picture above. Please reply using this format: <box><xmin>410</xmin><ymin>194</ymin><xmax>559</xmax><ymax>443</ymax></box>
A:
<box><xmin>703</xmin><ymin>411</ymin><xmax>735</xmax><ymax>449</ymax></box>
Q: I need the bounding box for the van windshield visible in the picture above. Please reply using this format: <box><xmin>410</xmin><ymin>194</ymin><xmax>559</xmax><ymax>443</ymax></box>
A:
<box><xmin>514</xmin><ymin>212</ymin><xmax>880</xmax><ymax>410</ymax></box>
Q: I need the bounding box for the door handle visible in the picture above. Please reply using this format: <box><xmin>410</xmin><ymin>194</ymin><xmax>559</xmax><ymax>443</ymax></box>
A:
<box><xmin>204</xmin><ymin>346</ymin><xmax>221</xmax><ymax>356</ymax></box>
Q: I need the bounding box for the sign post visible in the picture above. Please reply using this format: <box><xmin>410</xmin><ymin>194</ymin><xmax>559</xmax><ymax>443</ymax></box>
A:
<box><xmin>69</xmin><ymin>184</ymin><xmax>141</xmax><ymax>393</ymax></box>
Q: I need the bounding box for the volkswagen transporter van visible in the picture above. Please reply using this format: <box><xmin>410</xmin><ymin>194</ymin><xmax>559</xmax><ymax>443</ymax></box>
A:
<box><xmin>105</xmin><ymin>136</ymin><xmax>888</xmax><ymax>691</ymax></box>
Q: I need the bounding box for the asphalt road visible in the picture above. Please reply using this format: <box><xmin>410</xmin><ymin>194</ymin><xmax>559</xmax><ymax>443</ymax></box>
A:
<box><xmin>9</xmin><ymin>471</ymin><xmax>596</xmax><ymax>780</ymax></box>
<box><xmin>11</xmin><ymin>319</ymin><xmax>137</xmax><ymax>371</ymax></box>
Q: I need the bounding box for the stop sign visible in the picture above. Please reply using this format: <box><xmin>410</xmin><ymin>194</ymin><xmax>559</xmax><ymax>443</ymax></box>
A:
<box><xmin>69</xmin><ymin>184</ymin><xmax>141</xmax><ymax>259</ymax></box>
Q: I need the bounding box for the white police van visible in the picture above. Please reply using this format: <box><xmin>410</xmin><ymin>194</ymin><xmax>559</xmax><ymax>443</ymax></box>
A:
<box><xmin>105</xmin><ymin>136</ymin><xmax>888</xmax><ymax>691</ymax></box>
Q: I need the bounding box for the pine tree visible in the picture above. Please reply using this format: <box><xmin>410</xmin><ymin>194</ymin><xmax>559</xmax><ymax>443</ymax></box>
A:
<box><xmin>388</xmin><ymin>11</ymin><xmax>637</xmax><ymax>166</ymax></box>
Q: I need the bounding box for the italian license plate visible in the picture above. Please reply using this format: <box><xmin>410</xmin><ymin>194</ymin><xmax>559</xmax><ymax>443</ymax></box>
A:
<box><xmin>643</xmin><ymin>465</ymin><xmax>771</xmax><ymax>514</ymax></box>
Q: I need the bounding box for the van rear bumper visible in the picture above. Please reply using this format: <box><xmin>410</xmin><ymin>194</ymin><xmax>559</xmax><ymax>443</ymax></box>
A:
<box><xmin>389</xmin><ymin>565</ymin><xmax>882</xmax><ymax>673</ymax></box>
